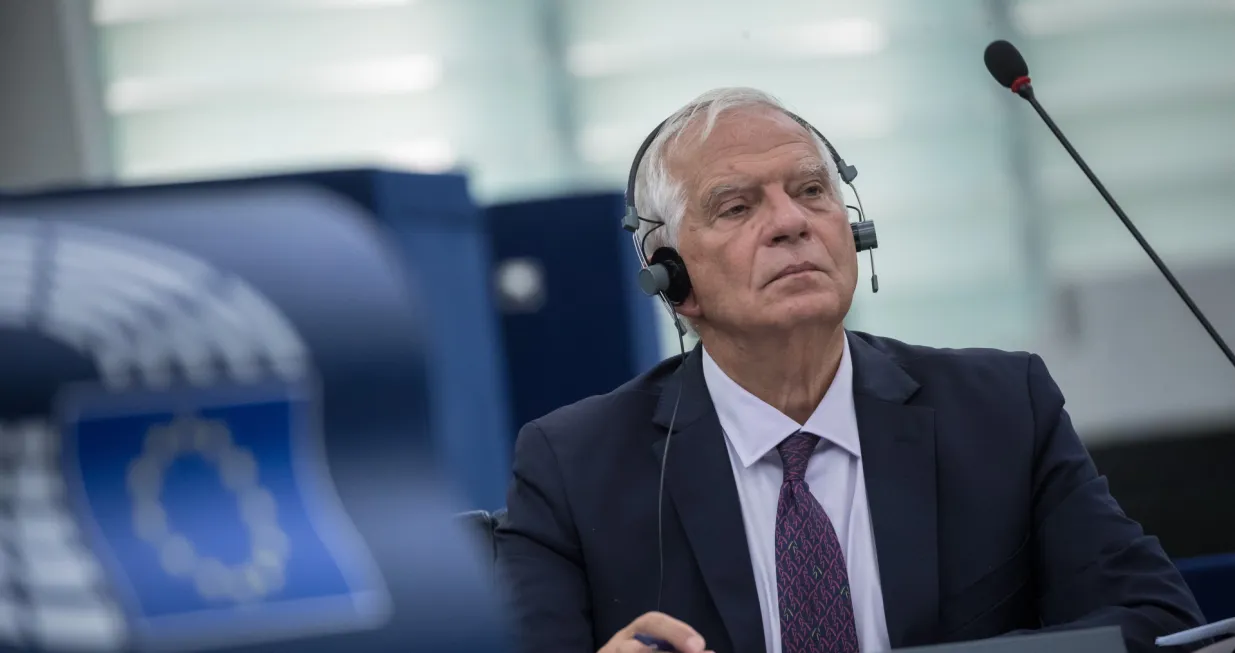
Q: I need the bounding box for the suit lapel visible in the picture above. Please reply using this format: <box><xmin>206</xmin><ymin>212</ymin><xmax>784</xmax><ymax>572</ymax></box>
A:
<box><xmin>847</xmin><ymin>332</ymin><xmax>940</xmax><ymax>649</ymax></box>
<box><xmin>651</xmin><ymin>348</ymin><xmax>765</xmax><ymax>653</ymax></box>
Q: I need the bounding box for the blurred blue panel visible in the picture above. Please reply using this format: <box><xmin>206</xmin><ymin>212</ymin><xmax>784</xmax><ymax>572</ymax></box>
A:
<box><xmin>4</xmin><ymin>168</ymin><xmax>514</xmax><ymax>511</ymax></box>
<box><xmin>1176</xmin><ymin>554</ymin><xmax>1235</xmax><ymax>623</ymax></box>
<box><xmin>0</xmin><ymin>181</ymin><xmax>509</xmax><ymax>652</ymax></box>
<box><xmin>485</xmin><ymin>192</ymin><xmax>662</xmax><ymax>432</ymax></box>
<box><xmin>279</xmin><ymin>169</ymin><xmax>515</xmax><ymax>512</ymax></box>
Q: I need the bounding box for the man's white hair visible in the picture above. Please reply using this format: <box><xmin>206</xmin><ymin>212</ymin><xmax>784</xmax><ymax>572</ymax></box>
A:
<box><xmin>631</xmin><ymin>87</ymin><xmax>843</xmax><ymax>259</ymax></box>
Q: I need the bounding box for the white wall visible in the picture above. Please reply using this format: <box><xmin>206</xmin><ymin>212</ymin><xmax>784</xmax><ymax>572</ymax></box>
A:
<box><xmin>1035</xmin><ymin>262</ymin><xmax>1235</xmax><ymax>443</ymax></box>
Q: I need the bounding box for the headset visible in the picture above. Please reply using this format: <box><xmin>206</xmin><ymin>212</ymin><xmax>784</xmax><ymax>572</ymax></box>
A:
<box><xmin>619</xmin><ymin>109</ymin><xmax>880</xmax><ymax>623</ymax></box>
<box><xmin>622</xmin><ymin>110</ymin><xmax>879</xmax><ymax>337</ymax></box>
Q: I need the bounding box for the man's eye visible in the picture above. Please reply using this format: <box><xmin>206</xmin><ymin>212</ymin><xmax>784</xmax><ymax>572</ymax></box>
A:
<box><xmin>719</xmin><ymin>204</ymin><xmax>747</xmax><ymax>218</ymax></box>
<box><xmin>802</xmin><ymin>184</ymin><xmax>826</xmax><ymax>197</ymax></box>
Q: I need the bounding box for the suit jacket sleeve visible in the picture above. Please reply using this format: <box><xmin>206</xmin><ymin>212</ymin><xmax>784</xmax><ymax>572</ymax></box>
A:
<box><xmin>1013</xmin><ymin>353</ymin><xmax>1207</xmax><ymax>651</ymax></box>
<box><xmin>494</xmin><ymin>421</ymin><xmax>596</xmax><ymax>653</ymax></box>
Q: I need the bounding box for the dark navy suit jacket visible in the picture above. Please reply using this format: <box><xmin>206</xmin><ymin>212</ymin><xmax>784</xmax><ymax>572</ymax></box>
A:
<box><xmin>495</xmin><ymin>331</ymin><xmax>1205</xmax><ymax>653</ymax></box>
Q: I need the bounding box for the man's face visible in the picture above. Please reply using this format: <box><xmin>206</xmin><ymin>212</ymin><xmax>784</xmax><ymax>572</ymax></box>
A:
<box><xmin>669</xmin><ymin>106</ymin><xmax>859</xmax><ymax>335</ymax></box>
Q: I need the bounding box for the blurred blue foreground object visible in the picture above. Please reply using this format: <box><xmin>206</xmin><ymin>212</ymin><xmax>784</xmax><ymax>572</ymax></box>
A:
<box><xmin>0</xmin><ymin>180</ymin><xmax>509</xmax><ymax>653</ymax></box>
<box><xmin>2</xmin><ymin>167</ymin><xmax>514</xmax><ymax>511</ymax></box>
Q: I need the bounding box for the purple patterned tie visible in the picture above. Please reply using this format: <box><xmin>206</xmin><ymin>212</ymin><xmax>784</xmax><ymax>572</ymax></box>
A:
<box><xmin>776</xmin><ymin>431</ymin><xmax>860</xmax><ymax>653</ymax></box>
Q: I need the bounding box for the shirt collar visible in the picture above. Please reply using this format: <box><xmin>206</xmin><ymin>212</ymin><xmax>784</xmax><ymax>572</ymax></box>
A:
<box><xmin>702</xmin><ymin>334</ymin><xmax>861</xmax><ymax>468</ymax></box>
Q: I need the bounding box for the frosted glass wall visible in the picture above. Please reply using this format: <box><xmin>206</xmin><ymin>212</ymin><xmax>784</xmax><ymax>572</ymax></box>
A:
<box><xmin>91</xmin><ymin>0</ymin><xmax>1235</xmax><ymax>355</ymax></box>
<box><xmin>94</xmin><ymin>0</ymin><xmax>574</xmax><ymax>200</ymax></box>
<box><xmin>1014</xmin><ymin>0</ymin><xmax>1235</xmax><ymax>277</ymax></box>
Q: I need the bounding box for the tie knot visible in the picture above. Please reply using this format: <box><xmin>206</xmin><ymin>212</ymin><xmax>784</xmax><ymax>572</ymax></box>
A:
<box><xmin>777</xmin><ymin>431</ymin><xmax>819</xmax><ymax>482</ymax></box>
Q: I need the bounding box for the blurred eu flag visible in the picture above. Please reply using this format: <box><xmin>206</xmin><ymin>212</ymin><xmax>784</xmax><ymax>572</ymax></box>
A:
<box><xmin>59</xmin><ymin>380</ymin><xmax>390</xmax><ymax>651</ymax></box>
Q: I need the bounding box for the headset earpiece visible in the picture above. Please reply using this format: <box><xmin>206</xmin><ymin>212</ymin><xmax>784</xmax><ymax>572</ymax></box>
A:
<box><xmin>637</xmin><ymin>247</ymin><xmax>692</xmax><ymax>304</ymax></box>
<box><xmin>851</xmin><ymin>220</ymin><xmax>878</xmax><ymax>252</ymax></box>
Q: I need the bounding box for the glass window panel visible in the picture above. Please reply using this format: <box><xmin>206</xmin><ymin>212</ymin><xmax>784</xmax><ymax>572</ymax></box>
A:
<box><xmin>93</xmin><ymin>0</ymin><xmax>1235</xmax><ymax>360</ymax></box>
<box><xmin>95</xmin><ymin>0</ymin><xmax>568</xmax><ymax>201</ymax></box>
<box><xmin>1014</xmin><ymin>0</ymin><xmax>1235</xmax><ymax>279</ymax></box>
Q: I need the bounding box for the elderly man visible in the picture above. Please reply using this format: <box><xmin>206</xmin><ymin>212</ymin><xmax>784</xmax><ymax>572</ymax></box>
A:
<box><xmin>494</xmin><ymin>87</ymin><xmax>1204</xmax><ymax>653</ymax></box>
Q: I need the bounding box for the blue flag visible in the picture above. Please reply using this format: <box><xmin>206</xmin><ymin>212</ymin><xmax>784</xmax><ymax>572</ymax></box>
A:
<box><xmin>59</xmin><ymin>380</ymin><xmax>391</xmax><ymax>651</ymax></box>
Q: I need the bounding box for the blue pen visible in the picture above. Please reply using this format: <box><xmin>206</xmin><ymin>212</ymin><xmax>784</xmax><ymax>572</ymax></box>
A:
<box><xmin>633</xmin><ymin>633</ymin><xmax>678</xmax><ymax>652</ymax></box>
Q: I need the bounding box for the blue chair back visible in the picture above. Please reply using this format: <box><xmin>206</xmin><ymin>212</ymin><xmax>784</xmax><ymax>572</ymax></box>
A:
<box><xmin>485</xmin><ymin>192</ymin><xmax>662</xmax><ymax>432</ymax></box>
<box><xmin>1177</xmin><ymin>554</ymin><xmax>1235</xmax><ymax>623</ymax></box>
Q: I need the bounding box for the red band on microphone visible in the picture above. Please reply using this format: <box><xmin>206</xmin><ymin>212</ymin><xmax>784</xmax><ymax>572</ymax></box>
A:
<box><xmin>1010</xmin><ymin>75</ymin><xmax>1032</xmax><ymax>94</ymax></box>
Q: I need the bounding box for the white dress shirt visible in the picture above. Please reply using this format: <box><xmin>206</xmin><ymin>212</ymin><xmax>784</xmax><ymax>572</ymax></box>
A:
<box><xmin>701</xmin><ymin>336</ymin><xmax>891</xmax><ymax>653</ymax></box>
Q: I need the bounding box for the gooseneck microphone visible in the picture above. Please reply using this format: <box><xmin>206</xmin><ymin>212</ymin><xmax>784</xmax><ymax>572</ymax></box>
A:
<box><xmin>984</xmin><ymin>39</ymin><xmax>1235</xmax><ymax>370</ymax></box>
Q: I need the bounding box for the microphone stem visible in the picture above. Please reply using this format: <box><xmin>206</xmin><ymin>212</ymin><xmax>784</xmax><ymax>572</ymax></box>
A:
<box><xmin>1023</xmin><ymin>92</ymin><xmax>1235</xmax><ymax>369</ymax></box>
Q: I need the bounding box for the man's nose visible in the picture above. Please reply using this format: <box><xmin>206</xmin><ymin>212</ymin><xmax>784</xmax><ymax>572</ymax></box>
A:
<box><xmin>764</xmin><ymin>188</ymin><xmax>811</xmax><ymax>245</ymax></box>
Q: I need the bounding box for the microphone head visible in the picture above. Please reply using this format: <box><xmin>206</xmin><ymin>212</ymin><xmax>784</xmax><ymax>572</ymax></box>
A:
<box><xmin>984</xmin><ymin>40</ymin><xmax>1029</xmax><ymax>89</ymax></box>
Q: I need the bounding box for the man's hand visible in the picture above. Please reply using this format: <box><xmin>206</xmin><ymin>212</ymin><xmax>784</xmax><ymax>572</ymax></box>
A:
<box><xmin>599</xmin><ymin>612</ymin><xmax>712</xmax><ymax>653</ymax></box>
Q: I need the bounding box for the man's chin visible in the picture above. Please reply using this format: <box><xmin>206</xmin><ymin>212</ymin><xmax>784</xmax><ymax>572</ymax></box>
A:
<box><xmin>758</xmin><ymin>293</ymin><xmax>847</xmax><ymax>330</ymax></box>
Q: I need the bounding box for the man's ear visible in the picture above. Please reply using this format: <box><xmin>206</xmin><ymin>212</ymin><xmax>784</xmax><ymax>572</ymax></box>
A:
<box><xmin>676</xmin><ymin>292</ymin><xmax>702</xmax><ymax>320</ymax></box>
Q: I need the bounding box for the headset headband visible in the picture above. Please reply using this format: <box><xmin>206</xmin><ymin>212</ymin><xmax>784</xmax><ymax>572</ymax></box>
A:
<box><xmin>623</xmin><ymin>109</ymin><xmax>858</xmax><ymax>234</ymax></box>
<box><xmin>621</xmin><ymin>103</ymin><xmax>879</xmax><ymax>319</ymax></box>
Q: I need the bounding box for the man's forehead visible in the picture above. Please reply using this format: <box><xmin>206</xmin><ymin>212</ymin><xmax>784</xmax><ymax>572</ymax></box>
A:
<box><xmin>668</xmin><ymin>108</ymin><xmax>820</xmax><ymax>181</ymax></box>
<box><xmin>671</xmin><ymin>106</ymin><xmax>812</xmax><ymax>159</ymax></box>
